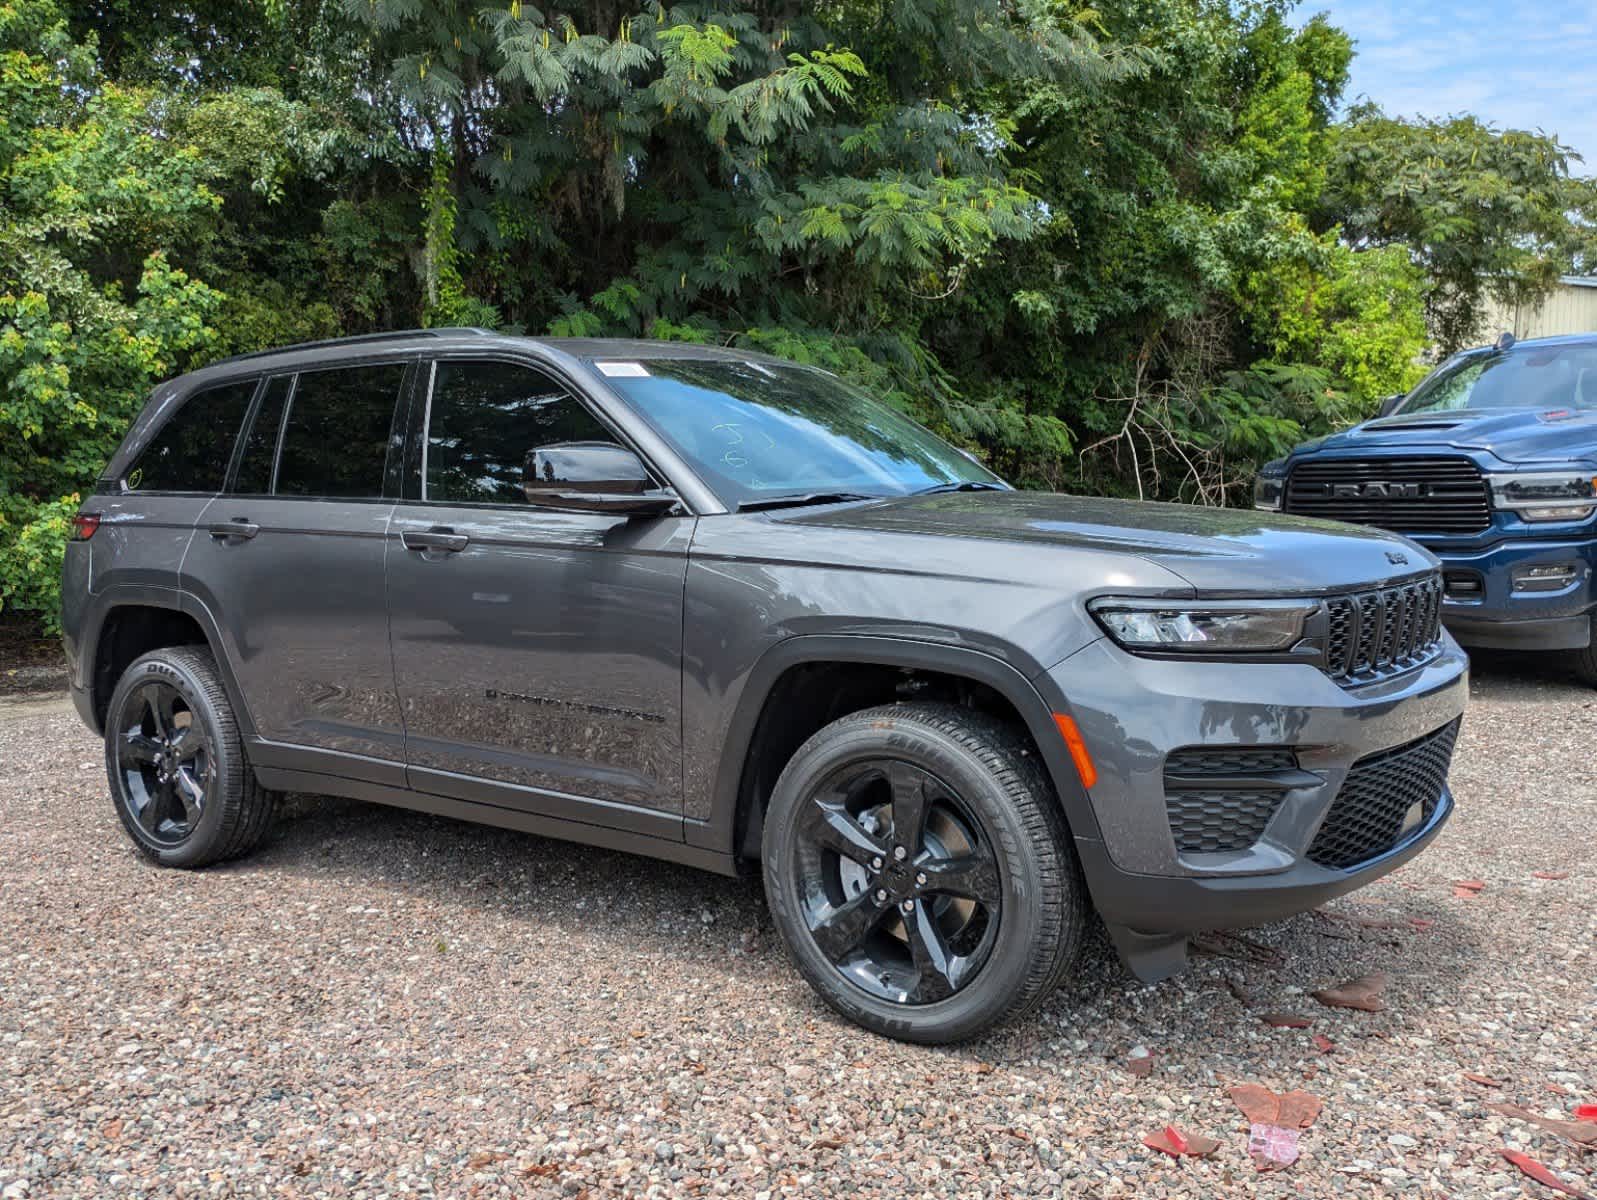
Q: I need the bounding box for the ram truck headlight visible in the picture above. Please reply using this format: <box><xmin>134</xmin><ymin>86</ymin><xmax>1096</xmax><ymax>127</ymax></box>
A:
<box><xmin>1089</xmin><ymin>598</ymin><xmax>1317</xmax><ymax>653</ymax></box>
<box><xmin>1485</xmin><ymin>471</ymin><xmax>1597</xmax><ymax>522</ymax></box>
<box><xmin>1253</xmin><ymin>460</ymin><xmax>1287</xmax><ymax>511</ymax></box>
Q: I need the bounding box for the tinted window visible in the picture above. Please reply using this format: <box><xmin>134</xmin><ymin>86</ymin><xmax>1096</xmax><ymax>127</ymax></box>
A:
<box><xmin>425</xmin><ymin>361</ymin><xmax>618</xmax><ymax>504</ymax></box>
<box><xmin>127</xmin><ymin>379</ymin><xmax>258</xmax><ymax>493</ymax></box>
<box><xmin>275</xmin><ymin>363</ymin><xmax>406</xmax><ymax>498</ymax></box>
<box><xmin>1400</xmin><ymin>343</ymin><xmax>1597</xmax><ymax>415</ymax></box>
<box><xmin>231</xmin><ymin>374</ymin><xmax>292</xmax><ymax>494</ymax></box>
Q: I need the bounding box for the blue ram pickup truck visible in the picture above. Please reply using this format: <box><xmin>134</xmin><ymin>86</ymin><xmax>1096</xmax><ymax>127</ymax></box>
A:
<box><xmin>1256</xmin><ymin>332</ymin><xmax>1597</xmax><ymax>682</ymax></box>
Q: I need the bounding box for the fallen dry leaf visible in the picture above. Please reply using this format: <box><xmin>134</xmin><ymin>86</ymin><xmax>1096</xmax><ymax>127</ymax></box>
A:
<box><xmin>1408</xmin><ymin>918</ymin><xmax>1436</xmax><ymax>931</ymax></box>
<box><xmin>1313</xmin><ymin>971</ymin><xmax>1389</xmax><ymax>1012</ymax></box>
<box><xmin>521</xmin><ymin>1163</ymin><xmax>560</xmax><ymax>1178</ymax></box>
<box><xmin>1464</xmin><ymin>1072</ymin><xmax>1504</xmax><ymax>1088</ymax></box>
<box><xmin>1228</xmin><ymin>1083</ymin><xmax>1322</xmax><ymax>1129</ymax></box>
<box><xmin>1247</xmin><ymin>1123</ymin><xmax>1302</xmax><ymax>1172</ymax></box>
<box><xmin>1576</xmin><ymin>1105</ymin><xmax>1597</xmax><ymax>1122</ymax></box>
<box><xmin>1500</xmin><ymin>1149</ymin><xmax>1597</xmax><ymax>1199</ymax></box>
<box><xmin>1313</xmin><ymin>1034</ymin><xmax>1336</xmax><ymax>1054</ymax></box>
<box><xmin>1126</xmin><ymin>1051</ymin><xmax>1157</xmax><ymax>1079</ymax></box>
<box><xmin>1533</xmin><ymin>870</ymin><xmax>1571</xmax><ymax>880</ymax></box>
<box><xmin>467</xmin><ymin>1151</ymin><xmax>510</xmax><ymax>1169</ymax></box>
<box><xmin>1260</xmin><ymin>1012</ymin><xmax>1313</xmax><ymax>1028</ymax></box>
<box><xmin>1143</xmin><ymin>1125</ymin><xmax>1220</xmax><ymax>1159</ymax></box>
<box><xmin>1490</xmin><ymin>1103</ymin><xmax>1597</xmax><ymax>1147</ymax></box>
<box><xmin>1453</xmin><ymin>879</ymin><xmax>1486</xmax><ymax>898</ymax></box>
<box><xmin>1191</xmin><ymin>931</ymin><xmax>1286</xmax><ymax>966</ymax></box>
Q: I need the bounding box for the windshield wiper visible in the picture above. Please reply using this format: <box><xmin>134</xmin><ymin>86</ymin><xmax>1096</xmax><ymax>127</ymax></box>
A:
<box><xmin>736</xmin><ymin>491</ymin><xmax>879</xmax><ymax>513</ymax></box>
<box><xmin>912</xmin><ymin>481</ymin><xmax>1007</xmax><ymax>495</ymax></box>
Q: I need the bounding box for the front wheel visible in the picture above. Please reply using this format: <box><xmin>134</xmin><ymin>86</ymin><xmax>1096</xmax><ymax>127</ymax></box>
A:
<box><xmin>762</xmin><ymin>703</ymin><xmax>1084</xmax><ymax>1043</ymax></box>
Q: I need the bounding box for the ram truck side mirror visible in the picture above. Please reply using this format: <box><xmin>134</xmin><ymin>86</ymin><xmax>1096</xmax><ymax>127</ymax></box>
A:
<box><xmin>522</xmin><ymin>442</ymin><xmax>679</xmax><ymax>516</ymax></box>
<box><xmin>1377</xmin><ymin>392</ymin><xmax>1407</xmax><ymax>418</ymax></box>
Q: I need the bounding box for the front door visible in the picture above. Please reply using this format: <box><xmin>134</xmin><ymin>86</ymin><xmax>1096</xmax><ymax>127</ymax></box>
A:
<box><xmin>385</xmin><ymin>357</ymin><xmax>691</xmax><ymax>831</ymax></box>
<box><xmin>182</xmin><ymin>361</ymin><xmax>412</xmax><ymax>771</ymax></box>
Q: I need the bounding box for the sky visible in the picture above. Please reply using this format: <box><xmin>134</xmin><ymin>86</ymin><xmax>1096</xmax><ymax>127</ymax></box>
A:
<box><xmin>1310</xmin><ymin>0</ymin><xmax>1597</xmax><ymax>175</ymax></box>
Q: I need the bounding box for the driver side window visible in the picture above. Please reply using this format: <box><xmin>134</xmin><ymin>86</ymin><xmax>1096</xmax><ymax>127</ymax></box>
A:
<box><xmin>425</xmin><ymin>361</ymin><xmax>618</xmax><ymax>505</ymax></box>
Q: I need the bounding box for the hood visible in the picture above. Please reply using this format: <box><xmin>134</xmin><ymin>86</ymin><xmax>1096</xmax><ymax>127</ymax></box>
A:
<box><xmin>780</xmin><ymin>490</ymin><xmax>1435</xmax><ymax>594</ymax></box>
<box><xmin>1303</xmin><ymin>408</ymin><xmax>1597</xmax><ymax>466</ymax></box>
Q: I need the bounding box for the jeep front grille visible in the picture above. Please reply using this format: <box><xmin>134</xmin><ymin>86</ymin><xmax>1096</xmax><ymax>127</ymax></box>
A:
<box><xmin>1324</xmin><ymin>574</ymin><xmax>1444</xmax><ymax>684</ymax></box>
<box><xmin>1284</xmin><ymin>457</ymin><xmax>1491</xmax><ymax>534</ymax></box>
<box><xmin>1306</xmin><ymin>719</ymin><xmax>1459</xmax><ymax>869</ymax></box>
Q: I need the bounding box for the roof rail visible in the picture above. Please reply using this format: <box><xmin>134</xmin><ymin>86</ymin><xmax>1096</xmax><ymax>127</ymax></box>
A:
<box><xmin>211</xmin><ymin>327</ymin><xmax>498</xmax><ymax>367</ymax></box>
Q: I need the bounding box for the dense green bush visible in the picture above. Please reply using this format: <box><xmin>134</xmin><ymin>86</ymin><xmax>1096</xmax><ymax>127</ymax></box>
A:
<box><xmin>3</xmin><ymin>0</ymin><xmax>1593</xmax><ymax>632</ymax></box>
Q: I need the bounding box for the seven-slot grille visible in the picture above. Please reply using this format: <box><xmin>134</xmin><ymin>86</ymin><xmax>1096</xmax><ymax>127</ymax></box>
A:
<box><xmin>1284</xmin><ymin>457</ymin><xmax>1491</xmax><ymax>533</ymax></box>
<box><xmin>1324</xmin><ymin>574</ymin><xmax>1444</xmax><ymax>683</ymax></box>
<box><xmin>1306</xmin><ymin>719</ymin><xmax>1460</xmax><ymax>869</ymax></box>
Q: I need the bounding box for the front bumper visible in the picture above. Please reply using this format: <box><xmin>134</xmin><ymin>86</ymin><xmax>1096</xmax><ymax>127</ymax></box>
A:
<box><xmin>1429</xmin><ymin>536</ymin><xmax>1597</xmax><ymax>650</ymax></box>
<box><xmin>1042</xmin><ymin>638</ymin><xmax>1468</xmax><ymax>979</ymax></box>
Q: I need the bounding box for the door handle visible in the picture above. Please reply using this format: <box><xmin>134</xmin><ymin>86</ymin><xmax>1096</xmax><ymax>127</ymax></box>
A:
<box><xmin>401</xmin><ymin>528</ymin><xmax>469</xmax><ymax>553</ymax></box>
<box><xmin>207</xmin><ymin>519</ymin><xmax>259</xmax><ymax>541</ymax></box>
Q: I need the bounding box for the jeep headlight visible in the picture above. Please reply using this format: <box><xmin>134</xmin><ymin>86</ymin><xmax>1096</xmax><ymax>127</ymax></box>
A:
<box><xmin>1485</xmin><ymin>471</ymin><xmax>1597</xmax><ymax>522</ymax></box>
<box><xmin>1253</xmin><ymin>460</ymin><xmax>1287</xmax><ymax>511</ymax></box>
<box><xmin>1089</xmin><ymin>598</ymin><xmax>1317</xmax><ymax>653</ymax></box>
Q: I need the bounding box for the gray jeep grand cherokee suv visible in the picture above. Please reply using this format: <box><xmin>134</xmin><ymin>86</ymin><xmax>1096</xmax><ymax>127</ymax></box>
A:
<box><xmin>62</xmin><ymin>329</ymin><xmax>1468</xmax><ymax>1042</ymax></box>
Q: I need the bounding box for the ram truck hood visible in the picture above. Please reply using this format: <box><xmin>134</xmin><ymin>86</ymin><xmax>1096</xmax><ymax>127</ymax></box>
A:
<box><xmin>782</xmin><ymin>490</ymin><xmax>1434</xmax><ymax>594</ymax></box>
<box><xmin>1296</xmin><ymin>407</ymin><xmax>1597</xmax><ymax>466</ymax></box>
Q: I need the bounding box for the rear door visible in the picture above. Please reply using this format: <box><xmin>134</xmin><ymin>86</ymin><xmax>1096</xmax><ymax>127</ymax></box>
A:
<box><xmin>180</xmin><ymin>358</ymin><xmax>413</xmax><ymax>776</ymax></box>
<box><xmin>385</xmin><ymin>356</ymin><xmax>691</xmax><ymax>832</ymax></box>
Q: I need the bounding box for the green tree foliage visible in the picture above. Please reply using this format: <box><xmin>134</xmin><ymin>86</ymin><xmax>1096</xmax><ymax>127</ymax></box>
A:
<box><xmin>2</xmin><ymin>0</ymin><xmax>1595</xmax><ymax>630</ymax></box>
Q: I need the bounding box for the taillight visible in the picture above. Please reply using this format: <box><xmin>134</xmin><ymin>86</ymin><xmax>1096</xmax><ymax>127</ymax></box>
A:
<box><xmin>70</xmin><ymin>512</ymin><xmax>100</xmax><ymax>541</ymax></box>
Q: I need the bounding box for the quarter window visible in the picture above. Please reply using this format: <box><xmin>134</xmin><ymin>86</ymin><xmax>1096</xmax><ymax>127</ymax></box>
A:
<box><xmin>425</xmin><ymin>361</ymin><xmax>619</xmax><ymax>505</ymax></box>
<box><xmin>274</xmin><ymin>363</ymin><xmax>407</xmax><ymax>498</ymax></box>
<box><xmin>230</xmin><ymin>374</ymin><xmax>292</xmax><ymax>494</ymax></box>
<box><xmin>127</xmin><ymin>379</ymin><xmax>258</xmax><ymax>493</ymax></box>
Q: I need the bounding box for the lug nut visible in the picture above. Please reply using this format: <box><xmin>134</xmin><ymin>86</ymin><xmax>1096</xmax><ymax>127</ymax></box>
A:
<box><xmin>873</xmin><ymin>889</ymin><xmax>888</xmax><ymax>903</ymax></box>
<box><xmin>893</xmin><ymin>845</ymin><xmax>908</xmax><ymax>861</ymax></box>
<box><xmin>900</xmin><ymin>900</ymin><xmax>915</xmax><ymax>913</ymax></box>
<box><xmin>915</xmin><ymin>872</ymin><xmax>927</xmax><ymax>886</ymax></box>
<box><xmin>869</xmin><ymin>856</ymin><xmax>883</xmax><ymax>871</ymax></box>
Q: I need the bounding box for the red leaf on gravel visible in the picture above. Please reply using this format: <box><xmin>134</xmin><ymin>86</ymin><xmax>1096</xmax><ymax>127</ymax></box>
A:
<box><xmin>1491</xmin><ymin>1103</ymin><xmax>1597</xmax><ymax>1146</ymax></box>
<box><xmin>1313</xmin><ymin>1034</ymin><xmax>1336</xmax><ymax>1054</ymax></box>
<box><xmin>1408</xmin><ymin>918</ymin><xmax>1436</xmax><ymax>931</ymax></box>
<box><xmin>1453</xmin><ymin>880</ymin><xmax>1486</xmax><ymax>898</ymax></box>
<box><xmin>1126</xmin><ymin>1050</ymin><xmax>1156</xmax><ymax>1078</ymax></box>
<box><xmin>1313</xmin><ymin>971</ymin><xmax>1388</xmax><ymax>1012</ymax></box>
<box><xmin>1260</xmin><ymin>1012</ymin><xmax>1314</xmax><ymax>1028</ymax></box>
<box><xmin>1575</xmin><ymin>1105</ymin><xmax>1597</xmax><ymax>1121</ymax></box>
<box><xmin>1533</xmin><ymin>871</ymin><xmax>1570</xmax><ymax>880</ymax></box>
<box><xmin>1228</xmin><ymin>1084</ymin><xmax>1322</xmax><ymax>1129</ymax></box>
<box><xmin>1463</xmin><ymin>1072</ymin><xmax>1504</xmax><ymax>1088</ymax></box>
<box><xmin>1143</xmin><ymin>1125</ymin><xmax>1219</xmax><ymax>1158</ymax></box>
<box><xmin>1500</xmin><ymin>1149</ymin><xmax>1597</xmax><ymax>1199</ymax></box>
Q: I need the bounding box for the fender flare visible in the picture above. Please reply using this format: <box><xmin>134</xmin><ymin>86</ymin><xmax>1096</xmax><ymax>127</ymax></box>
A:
<box><xmin>690</xmin><ymin>633</ymin><xmax>1104</xmax><ymax>856</ymax></box>
<box><xmin>77</xmin><ymin>586</ymin><xmax>257</xmax><ymax>739</ymax></box>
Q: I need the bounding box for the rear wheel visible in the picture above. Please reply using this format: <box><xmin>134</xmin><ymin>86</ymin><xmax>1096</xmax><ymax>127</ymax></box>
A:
<box><xmin>104</xmin><ymin>646</ymin><xmax>276</xmax><ymax>868</ymax></box>
<box><xmin>762</xmin><ymin>703</ymin><xmax>1084</xmax><ymax>1043</ymax></box>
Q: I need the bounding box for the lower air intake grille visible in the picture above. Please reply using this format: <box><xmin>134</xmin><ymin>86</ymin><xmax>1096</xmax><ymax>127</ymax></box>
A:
<box><xmin>1306</xmin><ymin>719</ymin><xmax>1460</xmax><ymax>870</ymax></box>
<box><xmin>1163</xmin><ymin>747</ymin><xmax>1301</xmax><ymax>854</ymax></box>
<box><xmin>1165</xmin><ymin>791</ymin><xmax>1284</xmax><ymax>854</ymax></box>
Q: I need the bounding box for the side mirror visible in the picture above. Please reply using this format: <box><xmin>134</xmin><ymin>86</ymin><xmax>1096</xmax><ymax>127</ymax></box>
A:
<box><xmin>522</xmin><ymin>442</ymin><xmax>678</xmax><ymax>516</ymax></box>
<box><xmin>1377</xmin><ymin>392</ymin><xmax>1407</xmax><ymax>418</ymax></box>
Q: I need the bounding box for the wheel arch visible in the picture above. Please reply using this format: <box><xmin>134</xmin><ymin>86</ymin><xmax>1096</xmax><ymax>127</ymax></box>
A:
<box><xmin>82</xmin><ymin>589</ymin><xmax>255</xmax><ymax>739</ymax></box>
<box><xmin>702</xmin><ymin>635</ymin><xmax>1102</xmax><ymax>866</ymax></box>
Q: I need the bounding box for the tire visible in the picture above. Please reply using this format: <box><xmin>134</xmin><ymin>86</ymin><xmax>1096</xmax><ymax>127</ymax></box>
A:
<box><xmin>761</xmin><ymin>702</ymin><xmax>1085</xmax><ymax>1044</ymax></box>
<box><xmin>104</xmin><ymin>645</ymin><xmax>276</xmax><ymax>868</ymax></box>
<box><xmin>1572</xmin><ymin>618</ymin><xmax>1597</xmax><ymax>686</ymax></box>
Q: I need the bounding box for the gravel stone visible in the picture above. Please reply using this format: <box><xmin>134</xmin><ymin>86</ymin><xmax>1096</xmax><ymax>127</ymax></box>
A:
<box><xmin>0</xmin><ymin>655</ymin><xmax>1594</xmax><ymax>1197</ymax></box>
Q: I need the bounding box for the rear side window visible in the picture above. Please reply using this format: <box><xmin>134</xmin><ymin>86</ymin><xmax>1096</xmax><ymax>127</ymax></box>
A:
<box><xmin>127</xmin><ymin>379</ymin><xmax>258</xmax><ymax>493</ymax></box>
<box><xmin>275</xmin><ymin>363</ymin><xmax>407</xmax><ymax>498</ymax></box>
<box><xmin>231</xmin><ymin>374</ymin><xmax>292</xmax><ymax>495</ymax></box>
<box><xmin>424</xmin><ymin>360</ymin><xmax>617</xmax><ymax>505</ymax></box>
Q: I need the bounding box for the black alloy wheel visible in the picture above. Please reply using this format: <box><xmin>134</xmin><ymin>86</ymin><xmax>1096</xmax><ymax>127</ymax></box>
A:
<box><xmin>791</xmin><ymin>758</ymin><xmax>1002</xmax><ymax>1005</ymax></box>
<box><xmin>763</xmin><ymin>702</ymin><xmax>1085</xmax><ymax>1043</ymax></box>
<box><xmin>114</xmin><ymin>679</ymin><xmax>212</xmax><ymax>846</ymax></box>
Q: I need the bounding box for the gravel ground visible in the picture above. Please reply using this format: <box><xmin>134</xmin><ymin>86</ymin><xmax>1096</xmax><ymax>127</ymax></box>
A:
<box><xmin>0</xmin><ymin>657</ymin><xmax>1593</xmax><ymax>1199</ymax></box>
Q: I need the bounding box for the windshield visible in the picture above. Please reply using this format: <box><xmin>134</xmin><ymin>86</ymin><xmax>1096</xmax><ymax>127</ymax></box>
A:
<box><xmin>1397</xmin><ymin>342</ymin><xmax>1597</xmax><ymax>416</ymax></box>
<box><xmin>595</xmin><ymin>358</ymin><xmax>1003</xmax><ymax>506</ymax></box>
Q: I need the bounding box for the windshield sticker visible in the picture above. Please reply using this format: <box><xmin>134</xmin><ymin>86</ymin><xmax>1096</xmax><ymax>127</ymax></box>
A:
<box><xmin>597</xmin><ymin>361</ymin><xmax>650</xmax><ymax>377</ymax></box>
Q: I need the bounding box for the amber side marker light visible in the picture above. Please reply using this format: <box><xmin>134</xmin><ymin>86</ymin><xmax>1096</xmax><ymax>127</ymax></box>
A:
<box><xmin>1052</xmin><ymin>712</ymin><xmax>1098</xmax><ymax>789</ymax></box>
<box><xmin>70</xmin><ymin>513</ymin><xmax>101</xmax><ymax>541</ymax></box>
